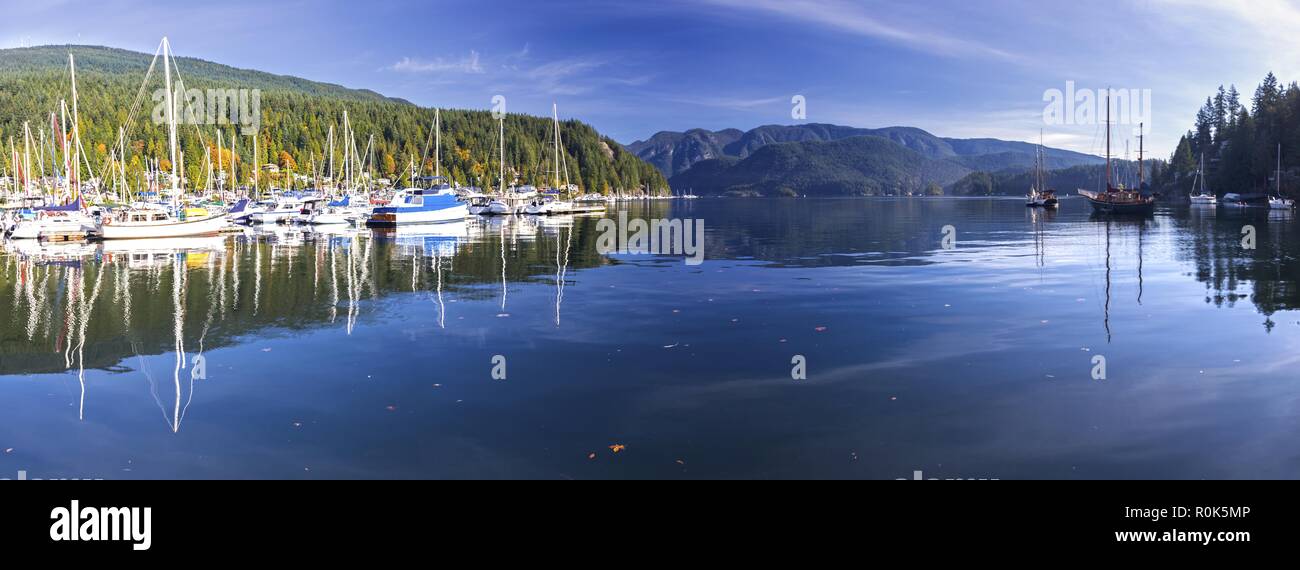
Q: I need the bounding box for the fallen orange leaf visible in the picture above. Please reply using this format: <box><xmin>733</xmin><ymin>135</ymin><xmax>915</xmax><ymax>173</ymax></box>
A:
<box><xmin>609</xmin><ymin>444</ymin><xmax>626</xmax><ymax>453</ymax></box>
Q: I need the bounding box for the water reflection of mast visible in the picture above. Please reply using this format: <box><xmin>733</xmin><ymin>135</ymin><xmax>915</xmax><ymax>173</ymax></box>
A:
<box><xmin>500</xmin><ymin>222</ymin><xmax>508</xmax><ymax>311</ymax></box>
<box><xmin>73</xmin><ymin>263</ymin><xmax>106</xmax><ymax>421</ymax></box>
<box><xmin>555</xmin><ymin>224</ymin><xmax>571</xmax><ymax>326</ymax></box>
<box><xmin>253</xmin><ymin>237</ymin><xmax>263</xmax><ymax>316</ymax></box>
<box><xmin>1103</xmin><ymin>219</ymin><xmax>1112</xmax><ymax>343</ymax></box>
<box><xmin>1137</xmin><ymin>220</ymin><xmax>1145</xmax><ymax>305</ymax></box>
<box><xmin>171</xmin><ymin>254</ymin><xmax>187</xmax><ymax>433</ymax></box>
<box><xmin>328</xmin><ymin>237</ymin><xmax>339</xmax><ymax>323</ymax></box>
<box><xmin>434</xmin><ymin>246</ymin><xmax>446</xmax><ymax>328</ymax></box>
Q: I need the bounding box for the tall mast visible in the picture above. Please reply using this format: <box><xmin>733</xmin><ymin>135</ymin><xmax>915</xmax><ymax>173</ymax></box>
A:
<box><xmin>1138</xmin><ymin>122</ymin><xmax>1144</xmax><ymax>190</ymax></box>
<box><xmin>327</xmin><ymin>124</ymin><xmax>335</xmax><ymax>187</ymax></box>
<box><xmin>231</xmin><ymin>130</ymin><xmax>238</xmax><ymax>196</ymax></box>
<box><xmin>342</xmin><ymin>110</ymin><xmax>351</xmax><ymax>192</ymax></box>
<box><xmin>1105</xmin><ymin>91</ymin><xmax>1112</xmax><ymax>191</ymax></box>
<box><xmin>553</xmin><ymin>103</ymin><xmax>560</xmax><ymax>189</ymax></box>
<box><xmin>69</xmin><ymin>53</ymin><xmax>81</xmax><ymax>199</ymax></box>
<box><xmin>217</xmin><ymin>131</ymin><xmax>224</xmax><ymax>193</ymax></box>
<box><xmin>22</xmin><ymin>122</ymin><xmax>32</xmax><ymax>196</ymax></box>
<box><xmin>162</xmin><ymin>38</ymin><xmax>179</xmax><ymax>200</ymax></box>
<box><xmin>8</xmin><ymin>137</ymin><xmax>14</xmax><ymax>197</ymax></box>
<box><xmin>435</xmin><ymin>108</ymin><xmax>441</xmax><ymax>179</ymax></box>
<box><xmin>499</xmin><ymin>115</ymin><xmax>505</xmax><ymax>194</ymax></box>
<box><xmin>119</xmin><ymin>126</ymin><xmax>127</xmax><ymax>200</ymax></box>
<box><xmin>253</xmin><ymin>132</ymin><xmax>259</xmax><ymax>196</ymax></box>
<box><xmin>1278</xmin><ymin>143</ymin><xmax>1282</xmax><ymax>196</ymax></box>
<box><xmin>59</xmin><ymin>101</ymin><xmax>68</xmax><ymax>193</ymax></box>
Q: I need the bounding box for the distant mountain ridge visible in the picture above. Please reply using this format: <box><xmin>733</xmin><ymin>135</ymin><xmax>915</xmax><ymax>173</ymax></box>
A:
<box><xmin>627</xmin><ymin>123</ymin><xmax>1103</xmax><ymax>178</ymax></box>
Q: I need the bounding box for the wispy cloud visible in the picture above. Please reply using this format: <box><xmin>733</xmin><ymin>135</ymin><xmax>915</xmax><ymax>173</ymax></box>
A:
<box><xmin>1148</xmin><ymin>0</ymin><xmax>1300</xmax><ymax>79</ymax></box>
<box><xmin>386</xmin><ymin>51</ymin><xmax>484</xmax><ymax>74</ymax></box>
<box><xmin>666</xmin><ymin>95</ymin><xmax>788</xmax><ymax>110</ymax></box>
<box><xmin>695</xmin><ymin>0</ymin><xmax>1023</xmax><ymax>63</ymax></box>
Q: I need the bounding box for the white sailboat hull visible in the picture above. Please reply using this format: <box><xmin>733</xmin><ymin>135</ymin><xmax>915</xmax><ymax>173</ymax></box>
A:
<box><xmin>98</xmin><ymin>215</ymin><xmax>228</xmax><ymax>240</ymax></box>
<box><xmin>6</xmin><ymin>216</ymin><xmax>95</xmax><ymax>240</ymax></box>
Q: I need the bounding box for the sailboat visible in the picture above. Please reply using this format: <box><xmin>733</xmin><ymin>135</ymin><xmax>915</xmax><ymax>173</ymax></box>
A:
<box><xmin>1270</xmin><ymin>144</ymin><xmax>1294</xmax><ymax>210</ymax></box>
<box><xmin>1079</xmin><ymin>98</ymin><xmax>1155</xmax><ymax>216</ymax></box>
<box><xmin>1189</xmin><ymin>153</ymin><xmax>1216</xmax><ymax>205</ymax></box>
<box><xmin>1025</xmin><ymin>133</ymin><xmax>1058</xmax><ymax>208</ymax></box>
<box><xmin>486</xmin><ymin>115</ymin><xmax>514</xmax><ymax>216</ymax></box>
<box><xmin>8</xmin><ymin>57</ymin><xmax>97</xmax><ymax>240</ymax></box>
<box><xmin>526</xmin><ymin>103</ymin><xmax>593</xmax><ymax>215</ymax></box>
<box><xmin>99</xmin><ymin>38</ymin><xmax>227</xmax><ymax>239</ymax></box>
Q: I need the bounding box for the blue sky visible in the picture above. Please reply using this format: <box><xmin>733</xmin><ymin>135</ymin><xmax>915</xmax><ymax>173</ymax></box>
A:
<box><xmin>3</xmin><ymin>0</ymin><xmax>1297</xmax><ymax>157</ymax></box>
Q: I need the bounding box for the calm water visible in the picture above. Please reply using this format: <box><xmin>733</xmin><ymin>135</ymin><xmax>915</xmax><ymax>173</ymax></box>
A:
<box><xmin>2</xmin><ymin>198</ymin><xmax>1299</xmax><ymax>479</ymax></box>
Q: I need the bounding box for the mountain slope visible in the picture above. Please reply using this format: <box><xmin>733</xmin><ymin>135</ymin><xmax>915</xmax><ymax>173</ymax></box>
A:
<box><xmin>0</xmin><ymin>45</ymin><xmax>666</xmax><ymax>195</ymax></box>
<box><xmin>668</xmin><ymin>135</ymin><xmax>972</xmax><ymax>197</ymax></box>
<box><xmin>629</xmin><ymin>122</ymin><xmax>1103</xmax><ymax>178</ymax></box>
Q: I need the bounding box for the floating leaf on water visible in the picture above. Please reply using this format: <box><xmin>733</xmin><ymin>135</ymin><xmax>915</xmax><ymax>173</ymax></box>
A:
<box><xmin>609</xmin><ymin>444</ymin><xmax>626</xmax><ymax>453</ymax></box>
<box><xmin>588</xmin><ymin>453</ymin><xmax>597</xmax><ymax>460</ymax></box>
<box><xmin>814</xmin><ymin>326</ymin><xmax>828</xmax><ymax>332</ymax></box>
<box><xmin>385</xmin><ymin>405</ymin><xmax>397</xmax><ymax>412</ymax></box>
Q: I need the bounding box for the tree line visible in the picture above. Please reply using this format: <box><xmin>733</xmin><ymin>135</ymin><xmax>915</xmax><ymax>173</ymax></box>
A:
<box><xmin>0</xmin><ymin>46</ymin><xmax>667</xmax><ymax>195</ymax></box>
<box><xmin>1156</xmin><ymin>72</ymin><xmax>1299</xmax><ymax>197</ymax></box>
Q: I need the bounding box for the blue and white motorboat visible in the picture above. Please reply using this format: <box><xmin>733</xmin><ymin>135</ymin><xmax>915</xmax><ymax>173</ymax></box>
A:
<box><xmin>366</xmin><ymin>188</ymin><xmax>467</xmax><ymax>226</ymax></box>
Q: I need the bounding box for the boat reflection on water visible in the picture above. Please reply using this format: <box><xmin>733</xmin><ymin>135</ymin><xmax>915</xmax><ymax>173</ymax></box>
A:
<box><xmin>0</xmin><ymin>214</ymin><xmax>592</xmax><ymax>434</ymax></box>
<box><xmin>1092</xmin><ymin>215</ymin><xmax>1149</xmax><ymax>344</ymax></box>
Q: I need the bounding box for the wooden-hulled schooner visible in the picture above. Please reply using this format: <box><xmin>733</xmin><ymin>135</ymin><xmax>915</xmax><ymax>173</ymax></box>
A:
<box><xmin>1079</xmin><ymin>93</ymin><xmax>1155</xmax><ymax>215</ymax></box>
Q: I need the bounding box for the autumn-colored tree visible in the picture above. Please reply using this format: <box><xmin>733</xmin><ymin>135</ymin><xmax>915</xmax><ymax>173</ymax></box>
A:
<box><xmin>278</xmin><ymin>150</ymin><xmax>297</xmax><ymax>171</ymax></box>
<box><xmin>383</xmin><ymin>153</ymin><xmax>396</xmax><ymax>177</ymax></box>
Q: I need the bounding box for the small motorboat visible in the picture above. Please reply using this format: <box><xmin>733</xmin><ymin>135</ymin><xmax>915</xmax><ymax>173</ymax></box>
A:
<box><xmin>366</xmin><ymin>188</ymin><xmax>467</xmax><ymax>226</ymax></box>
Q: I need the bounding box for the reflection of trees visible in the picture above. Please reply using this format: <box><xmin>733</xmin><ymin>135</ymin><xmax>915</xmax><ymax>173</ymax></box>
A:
<box><xmin>0</xmin><ymin>220</ymin><xmax>605</xmax><ymax>376</ymax></box>
<box><xmin>1170</xmin><ymin>209</ymin><xmax>1299</xmax><ymax>328</ymax></box>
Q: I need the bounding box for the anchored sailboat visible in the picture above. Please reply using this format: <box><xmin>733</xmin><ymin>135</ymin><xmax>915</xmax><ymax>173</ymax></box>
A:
<box><xmin>1189</xmin><ymin>153</ymin><xmax>1216</xmax><ymax>205</ymax></box>
<box><xmin>1079</xmin><ymin>97</ymin><xmax>1155</xmax><ymax>216</ymax></box>
<box><xmin>1270</xmin><ymin>144</ymin><xmax>1294</xmax><ymax>210</ymax></box>
<box><xmin>1025</xmin><ymin>132</ymin><xmax>1058</xmax><ymax>208</ymax></box>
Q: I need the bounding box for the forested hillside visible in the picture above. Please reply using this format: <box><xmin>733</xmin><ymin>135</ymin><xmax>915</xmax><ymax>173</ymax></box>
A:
<box><xmin>0</xmin><ymin>45</ymin><xmax>667</xmax><ymax>194</ymax></box>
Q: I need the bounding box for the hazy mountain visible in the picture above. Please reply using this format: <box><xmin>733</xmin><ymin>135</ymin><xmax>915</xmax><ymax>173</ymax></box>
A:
<box><xmin>629</xmin><ymin>122</ymin><xmax>1103</xmax><ymax>178</ymax></box>
<box><xmin>668</xmin><ymin>135</ymin><xmax>973</xmax><ymax>197</ymax></box>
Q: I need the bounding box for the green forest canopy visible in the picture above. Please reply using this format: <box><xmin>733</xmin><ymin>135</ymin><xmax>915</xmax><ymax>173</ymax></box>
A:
<box><xmin>0</xmin><ymin>45</ymin><xmax>668</xmax><ymax>195</ymax></box>
<box><xmin>1156</xmin><ymin>72</ymin><xmax>1300</xmax><ymax>197</ymax></box>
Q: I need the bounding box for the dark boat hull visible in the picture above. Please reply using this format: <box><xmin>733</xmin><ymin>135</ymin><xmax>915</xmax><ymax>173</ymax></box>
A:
<box><xmin>1085</xmin><ymin>197</ymin><xmax>1154</xmax><ymax>215</ymax></box>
